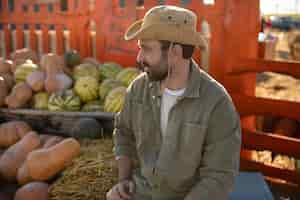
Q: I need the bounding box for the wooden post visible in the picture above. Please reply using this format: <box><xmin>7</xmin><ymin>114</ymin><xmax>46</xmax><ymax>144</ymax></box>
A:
<box><xmin>42</xmin><ymin>24</ymin><xmax>49</xmax><ymax>54</ymax></box>
<box><xmin>16</xmin><ymin>25</ymin><xmax>24</xmax><ymax>49</ymax></box>
<box><xmin>3</xmin><ymin>24</ymin><xmax>12</xmax><ymax>58</ymax></box>
<box><xmin>55</xmin><ymin>25</ymin><xmax>64</xmax><ymax>55</ymax></box>
<box><xmin>222</xmin><ymin>0</ymin><xmax>260</xmax><ymax>130</ymax></box>
<box><xmin>29</xmin><ymin>24</ymin><xmax>38</xmax><ymax>53</ymax></box>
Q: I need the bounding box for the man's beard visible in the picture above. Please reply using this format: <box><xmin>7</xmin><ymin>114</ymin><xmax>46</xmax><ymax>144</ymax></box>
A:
<box><xmin>137</xmin><ymin>59</ymin><xmax>168</xmax><ymax>82</ymax></box>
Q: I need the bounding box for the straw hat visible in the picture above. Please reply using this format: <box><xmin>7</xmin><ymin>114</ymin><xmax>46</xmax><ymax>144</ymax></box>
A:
<box><xmin>124</xmin><ymin>5</ymin><xmax>207</xmax><ymax>49</ymax></box>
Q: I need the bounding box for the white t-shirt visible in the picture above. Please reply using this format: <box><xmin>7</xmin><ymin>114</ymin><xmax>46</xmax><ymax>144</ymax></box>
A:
<box><xmin>160</xmin><ymin>87</ymin><xmax>185</xmax><ymax>138</ymax></box>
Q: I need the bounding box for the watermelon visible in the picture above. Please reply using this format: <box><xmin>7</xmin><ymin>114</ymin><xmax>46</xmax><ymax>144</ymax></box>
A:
<box><xmin>74</xmin><ymin>76</ymin><xmax>99</xmax><ymax>103</ymax></box>
<box><xmin>116</xmin><ymin>67</ymin><xmax>140</xmax><ymax>87</ymax></box>
<box><xmin>99</xmin><ymin>79</ymin><xmax>123</xmax><ymax>100</ymax></box>
<box><xmin>48</xmin><ymin>90</ymin><xmax>81</xmax><ymax>111</ymax></box>
<box><xmin>104</xmin><ymin>86</ymin><xmax>126</xmax><ymax>113</ymax></box>
<box><xmin>82</xmin><ymin>57</ymin><xmax>101</xmax><ymax>67</ymax></box>
<box><xmin>81</xmin><ymin>100</ymin><xmax>104</xmax><ymax>112</ymax></box>
<box><xmin>72</xmin><ymin>63</ymin><xmax>99</xmax><ymax>81</ymax></box>
<box><xmin>99</xmin><ymin>62</ymin><xmax>122</xmax><ymax>80</ymax></box>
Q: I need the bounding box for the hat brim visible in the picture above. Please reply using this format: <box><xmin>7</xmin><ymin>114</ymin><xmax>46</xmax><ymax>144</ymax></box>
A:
<box><xmin>124</xmin><ymin>20</ymin><xmax>207</xmax><ymax>50</ymax></box>
<box><xmin>124</xmin><ymin>19</ymin><xmax>144</xmax><ymax>41</ymax></box>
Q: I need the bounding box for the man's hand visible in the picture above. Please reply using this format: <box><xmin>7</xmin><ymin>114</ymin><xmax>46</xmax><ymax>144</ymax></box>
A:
<box><xmin>106</xmin><ymin>179</ymin><xmax>135</xmax><ymax>200</ymax></box>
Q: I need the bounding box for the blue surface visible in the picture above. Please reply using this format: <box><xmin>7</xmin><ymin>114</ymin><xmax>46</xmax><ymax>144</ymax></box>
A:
<box><xmin>229</xmin><ymin>172</ymin><xmax>274</xmax><ymax>200</ymax></box>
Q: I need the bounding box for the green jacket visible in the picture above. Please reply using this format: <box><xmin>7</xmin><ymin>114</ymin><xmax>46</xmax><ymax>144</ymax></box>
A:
<box><xmin>113</xmin><ymin>61</ymin><xmax>241</xmax><ymax>200</ymax></box>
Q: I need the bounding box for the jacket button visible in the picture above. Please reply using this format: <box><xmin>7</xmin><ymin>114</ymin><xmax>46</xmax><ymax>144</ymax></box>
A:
<box><xmin>152</xmin><ymin>167</ymin><xmax>156</xmax><ymax>175</ymax></box>
<box><xmin>143</xmin><ymin>180</ymin><xmax>147</xmax><ymax>186</ymax></box>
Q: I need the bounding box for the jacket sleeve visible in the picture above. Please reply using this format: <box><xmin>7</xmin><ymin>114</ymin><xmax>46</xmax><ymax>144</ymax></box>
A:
<box><xmin>113</xmin><ymin>86</ymin><xmax>137</xmax><ymax>160</ymax></box>
<box><xmin>184</xmin><ymin>96</ymin><xmax>241</xmax><ymax>200</ymax></box>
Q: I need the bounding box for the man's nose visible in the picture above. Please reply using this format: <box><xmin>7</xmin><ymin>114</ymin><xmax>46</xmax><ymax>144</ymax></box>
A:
<box><xmin>136</xmin><ymin>50</ymin><xmax>144</xmax><ymax>64</ymax></box>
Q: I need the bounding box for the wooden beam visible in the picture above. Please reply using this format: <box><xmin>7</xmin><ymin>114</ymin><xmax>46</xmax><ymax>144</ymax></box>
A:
<box><xmin>242</xmin><ymin>128</ymin><xmax>300</xmax><ymax>159</ymax></box>
<box><xmin>228</xmin><ymin>59</ymin><xmax>300</xmax><ymax>78</ymax></box>
<box><xmin>240</xmin><ymin>158</ymin><xmax>300</xmax><ymax>185</ymax></box>
<box><xmin>232</xmin><ymin>93</ymin><xmax>300</xmax><ymax>120</ymax></box>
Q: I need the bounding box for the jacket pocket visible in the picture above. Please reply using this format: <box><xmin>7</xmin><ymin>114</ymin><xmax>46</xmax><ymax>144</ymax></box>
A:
<box><xmin>179</xmin><ymin>122</ymin><xmax>207</xmax><ymax>167</ymax></box>
<box><xmin>131</xmin><ymin>101</ymin><xmax>152</xmax><ymax>151</ymax></box>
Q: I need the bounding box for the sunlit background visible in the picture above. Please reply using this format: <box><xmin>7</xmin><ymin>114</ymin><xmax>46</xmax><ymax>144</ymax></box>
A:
<box><xmin>261</xmin><ymin>0</ymin><xmax>300</xmax><ymax>14</ymax></box>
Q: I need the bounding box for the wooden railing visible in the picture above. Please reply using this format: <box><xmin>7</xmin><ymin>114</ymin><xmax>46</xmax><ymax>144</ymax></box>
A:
<box><xmin>228</xmin><ymin>58</ymin><xmax>300</xmax><ymax>189</ymax></box>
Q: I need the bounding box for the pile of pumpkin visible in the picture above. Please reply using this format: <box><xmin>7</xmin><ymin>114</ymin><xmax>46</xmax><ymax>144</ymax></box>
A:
<box><xmin>0</xmin><ymin>120</ymin><xmax>81</xmax><ymax>200</ymax></box>
<box><xmin>0</xmin><ymin>48</ymin><xmax>140</xmax><ymax>113</ymax></box>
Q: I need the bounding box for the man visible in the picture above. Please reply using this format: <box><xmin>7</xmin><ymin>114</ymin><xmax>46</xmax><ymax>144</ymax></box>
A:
<box><xmin>107</xmin><ymin>5</ymin><xmax>241</xmax><ymax>200</ymax></box>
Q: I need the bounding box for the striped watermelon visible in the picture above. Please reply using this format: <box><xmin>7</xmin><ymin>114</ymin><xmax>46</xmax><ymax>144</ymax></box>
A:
<box><xmin>104</xmin><ymin>86</ymin><xmax>126</xmax><ymax>113</ymax></box>
<box><xmin>99</xmin><ymin>62</ymin><xmax>122</xmax><ymax>80</ymax></box>
<box><xmin>74</xmin><ymin>76</ymin><xmax>99</xmax><ymax>103</ymax></box>
<box><xmin>99</xmin><ymin>79</ymin><xmax>123</xmax><ymax>100</ymax></box>
<box><xmin>81</xmin><ymin>100</ymin><xmax>104</xmax><ymax>112</ymax></box>
<box><xmin>72</xmin><ymin>63</ymin><xmax>99</xmax><ymax>81</ymax></box>
<box><xmin>116</xmin><ymin>67</ymin><xmax>140</xmax><ymax>87</ymax></box>
<box><xmin>48</xmin><ymin>90</ymin><xmax>81</xmax><ymax>111</ymax></box>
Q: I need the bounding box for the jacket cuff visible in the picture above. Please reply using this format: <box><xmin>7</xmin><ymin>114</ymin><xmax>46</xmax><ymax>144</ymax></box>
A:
<box><xmin>114</xmin><ymin>145</ymin><xmax>137</xmax><ymax>159</ymax></box>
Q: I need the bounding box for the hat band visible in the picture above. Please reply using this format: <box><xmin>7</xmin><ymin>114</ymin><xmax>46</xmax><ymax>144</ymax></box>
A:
<box><xmin>136</xmin><ymin>23</ymin><xmax>206</xmax><ymax>48</ymax></box>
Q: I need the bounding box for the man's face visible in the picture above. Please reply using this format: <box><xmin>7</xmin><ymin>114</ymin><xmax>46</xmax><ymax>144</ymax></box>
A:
<box><xmin>137</xmin><ymin>39</ymin><xmax>168</xmax><ymax>81</ymax></box>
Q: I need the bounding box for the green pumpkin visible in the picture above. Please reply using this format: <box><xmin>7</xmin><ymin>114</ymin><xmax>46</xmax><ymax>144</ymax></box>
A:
<box><xmin>64</xmin><ymin>49</ymin><xmax>81</xmax><ymax>68</ymax></box>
